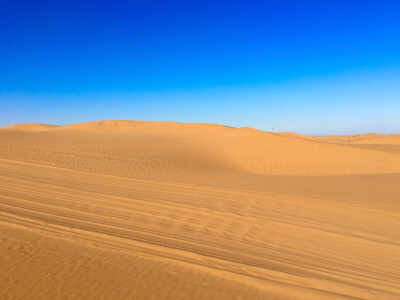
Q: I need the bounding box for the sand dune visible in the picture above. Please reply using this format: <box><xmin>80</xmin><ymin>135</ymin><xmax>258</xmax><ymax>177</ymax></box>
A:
<box><xmin>2</xmin><ymin>120</ymin><xmax>399</xmax><ymax>176</ymax></box>
<box><xmin>0</xmin><ymin>123</ymin><xmax>60</xmax><ymax>131</ymax></box>
<box><xmin>1</xmin><ymin>121</ymin><xmax>399</xmax><ymax>299</ymax></box>
<box><xmin>314</xmin><ymin>133</ymin><xmax>400</xmax><ymax>145</ymax></box>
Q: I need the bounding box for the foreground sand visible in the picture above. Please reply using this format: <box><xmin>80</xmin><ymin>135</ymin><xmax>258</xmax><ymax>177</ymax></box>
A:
<box><xmin>0</xmin><ymin>121</ymin><xmax>399</xmax><ymax>299</ymax></box>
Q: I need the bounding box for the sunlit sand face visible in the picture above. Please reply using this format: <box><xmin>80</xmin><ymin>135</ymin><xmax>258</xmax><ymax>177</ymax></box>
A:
<box><xmin>1</xmin><ymin>121</ymin><xmax>399</xmax><ymax>299</ymax></box>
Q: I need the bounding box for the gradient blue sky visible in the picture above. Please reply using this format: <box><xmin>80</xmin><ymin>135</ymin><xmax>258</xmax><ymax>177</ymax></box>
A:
<box><xmin>1</xmin><ymin>1</ymin><xmax>400</xmax><ymax>135</ymax></box>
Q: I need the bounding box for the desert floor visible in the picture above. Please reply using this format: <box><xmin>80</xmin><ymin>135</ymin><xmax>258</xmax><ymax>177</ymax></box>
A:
<box><xmin>0</xmin><ymin>121</ymin><xmax>399</xmax><ymax>299</ymax></box>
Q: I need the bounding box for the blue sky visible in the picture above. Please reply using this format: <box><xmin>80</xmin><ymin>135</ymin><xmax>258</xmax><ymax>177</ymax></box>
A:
<box><xmin>1</xmin><ymin>0</ymin><xmax>400</xmax><ymax>135</ymax></box>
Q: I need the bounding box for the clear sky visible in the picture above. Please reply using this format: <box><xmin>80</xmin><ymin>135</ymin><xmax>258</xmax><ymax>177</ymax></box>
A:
<box><xmin>1</xmin><ymin>0</ymin><xmax>400</xmax><ymax>135</ymax></box>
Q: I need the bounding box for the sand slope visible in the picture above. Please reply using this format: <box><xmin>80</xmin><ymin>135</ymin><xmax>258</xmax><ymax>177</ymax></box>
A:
<box><xmin>1</xmin><ymin>121</ymin><xmax>399</xmax><ymax>299</ymax></box>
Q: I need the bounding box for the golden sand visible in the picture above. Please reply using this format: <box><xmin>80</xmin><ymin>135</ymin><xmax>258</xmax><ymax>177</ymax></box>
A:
<box><xmin>1</xmin><ymin>121</ymin><xmax>399</xmax><ymax>299</ymax></box>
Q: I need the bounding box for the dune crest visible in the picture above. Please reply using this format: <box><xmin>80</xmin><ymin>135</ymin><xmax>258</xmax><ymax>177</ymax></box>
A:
<box><xmin>61</xmin><ymin>120</ymin><xmax>234</xmax><ymax>133</ymax></box>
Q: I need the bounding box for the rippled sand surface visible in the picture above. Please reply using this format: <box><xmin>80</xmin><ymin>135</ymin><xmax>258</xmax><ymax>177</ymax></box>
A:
<box><xmin>1</xmin><ymin>121</ymin><xmax>399</xmax><ymax>299</ymax></box>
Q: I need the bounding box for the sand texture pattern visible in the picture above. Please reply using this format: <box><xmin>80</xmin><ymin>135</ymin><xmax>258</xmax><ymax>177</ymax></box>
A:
<box><xmin>0</xmin><ymin>121</ymin><xmax>399</xmax><ymax>299</ymax></box>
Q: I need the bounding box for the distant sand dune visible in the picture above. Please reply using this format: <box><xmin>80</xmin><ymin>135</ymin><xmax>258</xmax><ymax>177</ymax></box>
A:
<box><xmin>315</xmin><ymin>133</ymin><xmax>400</xmax><ymax>145</ymax></box>
<box><xmin>0</xmin><ymin>123</ymin><xmax>60</xmax><ymax>131</ymax></box>
<box><xmin>1</xmin><ymin>121</ymin><xmax>399</xmax><ymax>299</ymax></box>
